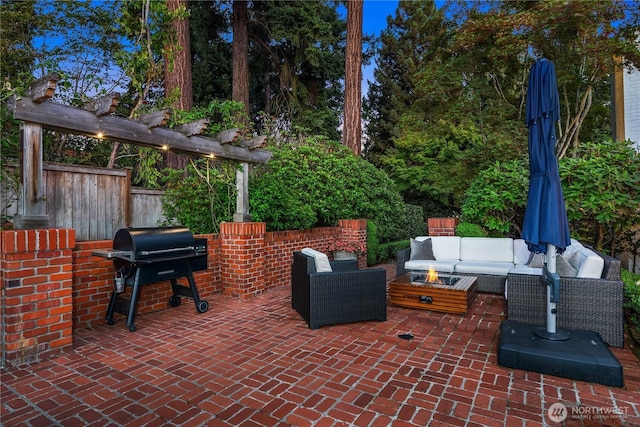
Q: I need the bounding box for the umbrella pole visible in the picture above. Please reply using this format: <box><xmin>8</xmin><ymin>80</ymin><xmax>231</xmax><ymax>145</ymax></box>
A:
<box><xmin>546</xmin><ymin>243</ymin><xmax>557</xmax><ymax>334</ymax></box>
<box><xmin>534</xmin><ymin>243</ymin><xmax>569</xmax><ymax>340</ymax></box>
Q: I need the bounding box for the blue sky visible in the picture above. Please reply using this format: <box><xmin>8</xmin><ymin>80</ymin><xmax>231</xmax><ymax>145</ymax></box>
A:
<box><xmin>361</xmin><ymin>1</ymin><xmax>400</xmax><ymax>92</ymax></box>
<box><xmin>35</xmin><ymin>0</ymin><xmax>402</xmax><ymax>97</ymax></box>
<box><xmin>363</xmin><ymin>0</ymin><xmax>399</xmax><ymax>35</ymax></box>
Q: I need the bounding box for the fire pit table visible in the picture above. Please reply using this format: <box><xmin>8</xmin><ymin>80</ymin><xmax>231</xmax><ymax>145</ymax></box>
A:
<box><xmin>388</xmin><ymin>271</ymin><xmax>478</xmax><ymax>314</ymax></box>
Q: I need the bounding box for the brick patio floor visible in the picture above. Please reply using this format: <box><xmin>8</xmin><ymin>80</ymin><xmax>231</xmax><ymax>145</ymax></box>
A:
<box><xmin>2</xmin><ymin>270</ymin><xmax>639</xmax><ymax>426</ymax></box>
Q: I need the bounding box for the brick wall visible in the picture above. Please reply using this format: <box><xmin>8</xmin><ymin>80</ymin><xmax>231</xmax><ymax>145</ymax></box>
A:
<box><xmin>264</xmin><ymin>225</ymin><xmax>347</xmax><ymax>291</ymax></box>
<box><xmin>73</xmin><ymin>239</ymin><xmax>113</xmax><ymax>329</ymax></box>
<box><xmin>338</xmin><ymin>219</ymin><xmax>368</xmax><ymax>268</ymax></box>
<box><xmin>73</xmin><ymin>234</ymin><xmax>222</xmax><ymax>330</ymax></box>
<box><xmin>427</xmin><ymin>217</ymin><xmax>459</xmax><ymax>236</ymax></box>
<box><xmin>1</xmin><ymin>229</ymin><xmax>75</xmax><ymax>365</ymax></box>
<box><xmin>1</xmin><ymin>221</ymin><xmax>365</xmax><ymax>366</ymax></box>
<box><xmin>220</xmin><ymin>222</ymin><xmax>266</xmax><ymax>299</ymax></box>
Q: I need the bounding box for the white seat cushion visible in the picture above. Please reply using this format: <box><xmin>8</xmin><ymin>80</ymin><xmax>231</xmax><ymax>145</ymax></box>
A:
<box><xmin>301</xmin><ymin>248</ymin><xmax>332</xmax><ymax>273</ymax></box>
<box><xmin>509</xmin><ymin>264</ymin><xmax>543</xmax><ymax>275</ymax></box>
<box><xmin>405</xmin><ymin>259</ymin><xmax>457</xmax><ymax>274</ymax></box>
<box><xmin>454</xmin><ymin>261</ymin><xmax>514</xmax><ymax>276</ymax></box>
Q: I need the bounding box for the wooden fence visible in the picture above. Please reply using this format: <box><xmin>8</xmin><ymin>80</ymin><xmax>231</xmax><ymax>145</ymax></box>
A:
<box><xmin>1</xmin><ymin>163</ymin><xmax>166</xmax><ymax>241</ymax></box>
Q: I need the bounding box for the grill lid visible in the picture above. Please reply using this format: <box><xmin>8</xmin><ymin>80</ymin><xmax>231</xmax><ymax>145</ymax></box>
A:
<box><xmin>113</xmin><ymin>227</ymin><xmax>195</xmax><ymax>259</ymax></box>
<box><xmin>92</xmin><ymin>227</ymin><xmax>199</xmax><ymax>263</ymax></box>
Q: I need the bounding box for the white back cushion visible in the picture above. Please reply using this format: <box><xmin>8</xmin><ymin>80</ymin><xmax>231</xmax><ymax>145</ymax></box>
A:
<box><xmin>415</xmin><ymin>236</ymin><xmax>461</xmax><ymax>260</ymax></box>
<box><xmin>573</xmin><ymin>246</ymin><xmax>604</xmax><ymax>278</ymax></box>
<box><xmin>460</xmin><ymin>238</ymin><xmax>514</xmax><ymax>263</ymax></box>
<box><xmin>513</xmin><ymin>239</ymin><xmax>531</xmax><ymax>265</ymax></box>
<box><xmin>301</xmin><ymin>248</ymin><xmax>332</xmax><ymax>272</ymax></box>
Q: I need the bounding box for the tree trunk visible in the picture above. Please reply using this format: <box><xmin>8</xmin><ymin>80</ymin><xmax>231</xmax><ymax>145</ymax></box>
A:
<box><xmin>233</xmin><ymin>0</ymin><xmax>250</xmax><ymax>126</ymax></box>
<box><xmin>263</xmin><ymin>71</ymin><xmax>271</xmax><ymax>116</ymax></box>
<box><xmin>164</xmin><ymin>0</ymin><xmax>192</xmax><ymax>170</ymax></box>
<box><xmin>557</xmin><ymin>84</ymin><xmax>592</xmax><ymax>159</ymax></box>
<box><xmin>343</xmin><ymin>0</ymin><xmax>363</xmax><ymax>155</ymax></box>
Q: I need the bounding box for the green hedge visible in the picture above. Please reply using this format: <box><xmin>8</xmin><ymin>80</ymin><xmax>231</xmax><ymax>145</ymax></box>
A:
<box><xmin>622</xmin><ymin>269</ymin><xmax>640</xmax><ymax>340</ymax></box>
<box><xmin>250</xmin><ymin>139</ymin><xmax>406</xmax><ymax>241</ymax></box>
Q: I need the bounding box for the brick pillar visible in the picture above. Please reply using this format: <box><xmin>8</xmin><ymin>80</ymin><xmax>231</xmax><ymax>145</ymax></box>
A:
<box><xmin>219</xmin><ymin>222</ymin><xmax>266</xmax><ymax>299</ymax></box>
<box><xmin>1</xmin><ymin>229</ymin><xmax>75</xmax><ymax>366</ymax></box>
<box><xmin>428</xmin><ymin>218</ymin><xmax>459</xmax><ymax>236</ymax></box>
<box><xmin>338</xmin><ymin>219</ymin><xmax>367</xmax><ymax>268</ymax></box>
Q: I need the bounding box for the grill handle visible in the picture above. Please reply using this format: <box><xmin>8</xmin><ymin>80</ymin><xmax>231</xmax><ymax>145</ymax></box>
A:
<box><xmin>139</xmin><ymin>246</ymin><xmax>195</xmax><ymax>256</ymax></box>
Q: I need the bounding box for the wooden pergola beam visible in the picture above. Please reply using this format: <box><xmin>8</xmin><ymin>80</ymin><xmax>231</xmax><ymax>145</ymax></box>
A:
<box><xmin>10</xmin><ymin>97</ymin><xmax>272</xmax><ymax>163</ymax></box>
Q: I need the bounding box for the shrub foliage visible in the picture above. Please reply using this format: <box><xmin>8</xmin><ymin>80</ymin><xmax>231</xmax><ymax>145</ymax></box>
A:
<box><xmin>163</xmin><ymin>138</ymin><xmax>406</xmax><ymax>240</ymax></box>
<box><xmin>251</xmin><ymin>139</ymin><xmax>406</xmax><ymax>241</ymax></box>
<box><xmin>461</xmin><ymin>159</ymin><xmax>528</xmax><ymax>237</ymax></box>
<box><xmin>161</xmin><ymin>159</ymin><xmax>237</xmax><ymax>234</ymax></box>
<box><xmin>622</xmin><ymin>269</ymin><xmax>640</xmax><ymax>342</ymax></box>
<box><xmin>461</xmin><ymin>139</ymin><xmax>640</xmax><ymax>252</ymax></box>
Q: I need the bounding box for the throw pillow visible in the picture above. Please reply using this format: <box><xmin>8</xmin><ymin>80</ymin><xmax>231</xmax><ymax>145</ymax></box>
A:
<box><xmin>564</xmin><ymin>249</ymin><xmax>581</xmax><ymax>273</ymax></box>
<box><xmin>527</xmin><ymin>252</ymin><xmax>545</xmax><ymax>268</ymax></box>
<box><xmin>556</xmin><ymin>254</ymin><xmax>578</xmax><ymax>277</ymax></box>
<box><xmin>410</xmin><ymin>238</ymin><xmax>435</xmax><ymax>261</ymax></box>
<box><xmin>301</xmin><ymin>247</ymin><xmax>332</xmax><ymax>273</ymax></box>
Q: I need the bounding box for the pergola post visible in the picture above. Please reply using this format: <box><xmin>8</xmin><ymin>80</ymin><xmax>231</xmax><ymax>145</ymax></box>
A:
<box><xmin>13</xmin><ymin>121</ymin><xmax>49</xmax><ymax>229</ymax></box>
<box><xmin>233</xmin><ymin>162</ymin><xmax>252</xmax><ymax>222</ymax></box>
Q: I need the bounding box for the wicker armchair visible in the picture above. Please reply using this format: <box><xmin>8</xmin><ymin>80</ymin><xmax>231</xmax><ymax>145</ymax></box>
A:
<box><xmin>291</xmin><ymin>251</ymin><xmax>387</xmax><ymax>329</ymax></box>
<box><xmin>506</xmin><ymin>250</ymin><xmax>624</xmax><ymax>347</ymax></box>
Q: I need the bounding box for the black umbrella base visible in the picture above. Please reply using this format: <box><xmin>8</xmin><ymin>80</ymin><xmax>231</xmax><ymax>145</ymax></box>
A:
<box><xmin>498</xmin><ymin>320</ymin><xmax>623</xmax><ymax>387</ymax></box>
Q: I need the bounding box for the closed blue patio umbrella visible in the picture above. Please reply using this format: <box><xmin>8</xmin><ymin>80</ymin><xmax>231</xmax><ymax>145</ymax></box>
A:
<box><xmin>521</xmin><ymin>58</ymin><xmax>571</xmax><ymax>337</ymax></box>
<box><xmin>499</xmin><ymin>59</ymin><xmax>623</xmax><ymax>384</ymax></box>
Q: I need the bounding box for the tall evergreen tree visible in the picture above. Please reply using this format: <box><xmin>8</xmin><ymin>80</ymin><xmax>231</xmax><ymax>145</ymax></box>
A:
<box><xmin>367</xmin><ymin>0</ymin><xmax>639</xmax><ymax>218</ymax></box>
<box><xmin>251</xmin><ymin>0</ymin><xmax>346</xmax><ymax>140</ymax></box>
<box><xmin>189</xmin><ymin>1</ymin><xmax>232</xmax><ymax>105</ymax></box>
<box><xmin>165</xmin><ymin>0</ymin><xmax>192</xmax><ymax>169</ymax></box>
<box><xmin>343</xmin><ymin>0</ymin><xmax>363</xmax><ymax>155</ymax></box>
<box><xmin>0</xmin><ymin>0</ymin><xmax>37</xmax><ymax>83</ymax></box>
<box><xmin>232</xmin><ymin>0</ymin><xmax>250</xmax><ymax>124</ymax></box>
<box><xmin>363</xmin><ymin>0</ymin><xmax>450</xmax><ymax>162</ymax></box>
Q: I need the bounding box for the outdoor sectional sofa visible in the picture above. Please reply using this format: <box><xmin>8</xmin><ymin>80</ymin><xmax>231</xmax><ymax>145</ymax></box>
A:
<box><xmin>396</xmin><ymin>236</ymin><xmax>624</xmax><ymax>347</ymax></box>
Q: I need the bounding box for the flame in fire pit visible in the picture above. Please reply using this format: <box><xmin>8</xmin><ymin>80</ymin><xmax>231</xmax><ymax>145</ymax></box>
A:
<box><xmin>411</xmin><ymin>267</ymin><xmax>458</xmax><ymax>286</ymax></box>
<box><xmin>426</xmin><ymin>267</ymin><xmax>439</xmax><ymax>283</ymax></box>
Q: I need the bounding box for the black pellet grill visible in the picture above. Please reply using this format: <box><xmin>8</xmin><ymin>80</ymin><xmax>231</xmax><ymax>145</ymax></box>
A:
<box><xmin>93</xmin><ymin>227</ymin><xmax>209</xmax><ymax>332</ymax></box>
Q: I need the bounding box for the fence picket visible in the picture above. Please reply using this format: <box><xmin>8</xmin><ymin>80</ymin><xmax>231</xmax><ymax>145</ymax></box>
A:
<box><xmin>2</xmin><ymin>163</ymin><xmax>165</xmax><ymax>240</ymax></box>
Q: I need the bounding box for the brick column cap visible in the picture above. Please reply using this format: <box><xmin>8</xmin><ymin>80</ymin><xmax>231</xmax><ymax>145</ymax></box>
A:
<box><xmin>1</xmin><ymin>229</ymin><xmax>75</xmax><ymax>254</ymax></box>
<box><xmin>220</xmin><ymin>222</ymin><xmax>266</xmax><ymax>236</ymax></box>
